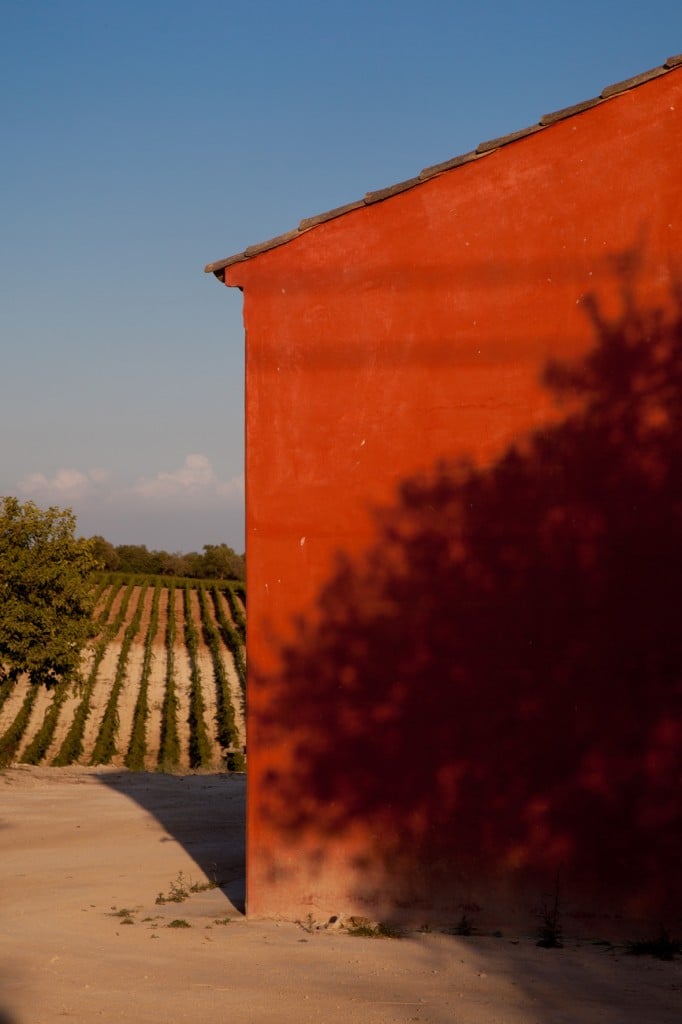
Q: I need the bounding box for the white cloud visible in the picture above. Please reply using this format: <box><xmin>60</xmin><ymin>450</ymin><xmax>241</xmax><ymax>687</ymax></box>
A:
<box><xmin>19</xmin><ymin>467</ymin><xmax>108</xmax><ymax>501</ymax></box>
<box><xmin>132</xmin><ymin>454</ymin><xmax>244</xmax><ymax>505</ymax></box>
<box><xmin>17</xmin><ymin>455</ymin><xmax>244</xmax><ymax>546</ymax></box>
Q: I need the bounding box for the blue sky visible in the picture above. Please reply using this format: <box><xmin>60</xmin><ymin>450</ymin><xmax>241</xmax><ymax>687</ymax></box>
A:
<box><xmin>2</xmin><ymin>1</ymin><xmax>681</xmax><ymax>552</ymax></box>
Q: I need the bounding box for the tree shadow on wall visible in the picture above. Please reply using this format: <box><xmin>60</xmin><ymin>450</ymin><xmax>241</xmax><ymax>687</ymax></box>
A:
<box><xmin>259</xmin><ymin>271</ymin><xmax>682</xmax><ymax>925</ymax></box>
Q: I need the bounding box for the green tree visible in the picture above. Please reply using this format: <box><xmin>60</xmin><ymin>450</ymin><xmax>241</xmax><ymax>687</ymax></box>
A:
<box><xmin>202</xmin><ymin>543</ymin><xmax>245</xmax><ymax>581</ymax></box>
<box><xmin>115</xmin><ymin>544</ymin><xmax>163</xmax><ymax>574</ymax></box>
<box><xmin>182</xmin><ymin>551</ymin><xmax>207</xmax><ymax>579</ymax></box>
<box><xmin>89</xmin><ymin>534</ymin><xmax>120</xmax><ymax>571</ymax></box>
<box><xmin>0</xmin><ymin>497</ymin><xmax>97</xmax><ymax>686</ymax></box>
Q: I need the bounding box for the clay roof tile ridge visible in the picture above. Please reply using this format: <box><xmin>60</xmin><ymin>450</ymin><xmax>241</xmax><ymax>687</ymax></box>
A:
<box><xmin>205</xmin><ymin>57</ymin><xmax>680</xmax><ymax>275</ymax></box>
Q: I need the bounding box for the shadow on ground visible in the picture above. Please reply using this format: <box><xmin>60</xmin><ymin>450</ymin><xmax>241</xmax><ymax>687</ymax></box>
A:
<box><xmin>418</xmin><ymin>934</ymin><xmax>681</xmax><ymax>1024</ymax></box>
<box><xmin>97</xmin><ymin>771</ymin><xmax>246</xmax><ymax>914</ymax></box>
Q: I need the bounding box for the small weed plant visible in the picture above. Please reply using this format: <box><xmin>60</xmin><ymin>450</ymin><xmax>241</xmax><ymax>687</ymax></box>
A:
<box><xmin>445</xmin><ymin>902</ymin><xmax>481</xmax><ymax>937</ymax></box>
<box><xmin>156</xmin><ymin>871</ymin><xmax>190</xmax><ymax>905</ymax></box>
<box><xmin>108</xmin><ymin>906</ymin><xmax>137</xmax><ymax>925</ymax></box>
<box><xmin>454</xmin><ymin>914</ymin><xmax>475</xmax><ymax>936</ymax></box>
<box><xmin>155</xmin><ymin>870</ymin><xmax>220</xmax><ymax>906</ymax></box>
<box><xmin>626</xmin><ymin>927</ymin><xmax>681</xmax><ymax>961</ymax></box>
<box><xmin>346</xmin><ymin>917</ymin><xmax>402</xmax><ymax>938</ymax></box>
<box><xmin>536</xmin><ymin>875</ymin><xmax>563</xmax><ymax>948</ymax></box>
<box><xmin>190</xmin><ymin>878</ymin><xmax>218</xmax><ymax>894</ymax></box>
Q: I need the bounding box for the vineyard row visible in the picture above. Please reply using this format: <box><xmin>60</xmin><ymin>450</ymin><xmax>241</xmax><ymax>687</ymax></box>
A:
<box><xmin>0</xmin><ymin>575</ymin><xmax>247</xmax><ymax>773</ymax></box>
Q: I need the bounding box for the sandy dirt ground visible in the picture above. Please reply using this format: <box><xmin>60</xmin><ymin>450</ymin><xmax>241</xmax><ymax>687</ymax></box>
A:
<box><xmin>0</xmin><ymin>767</ymin><xmax>679</xmax><ymax>1024</ymax></box>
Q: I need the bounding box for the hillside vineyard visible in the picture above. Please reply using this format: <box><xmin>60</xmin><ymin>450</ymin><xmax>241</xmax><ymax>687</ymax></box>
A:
<box><xmin>0</xmin><ymin>576</ymin><xmax>246</xmax><ymax>772</ymax></box>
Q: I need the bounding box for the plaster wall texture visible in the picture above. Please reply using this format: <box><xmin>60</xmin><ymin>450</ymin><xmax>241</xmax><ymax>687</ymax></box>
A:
<box><xmin>226</xmin><ymin>69</ymin><xmax>682</xmax><ymax>931</ymax></box>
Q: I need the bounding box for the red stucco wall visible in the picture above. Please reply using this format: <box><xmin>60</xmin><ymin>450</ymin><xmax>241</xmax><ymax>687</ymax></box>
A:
<box><xmin>226</xmin><ymin>70</ymin><xmax>682</xmax><ymax>933</ymax></box>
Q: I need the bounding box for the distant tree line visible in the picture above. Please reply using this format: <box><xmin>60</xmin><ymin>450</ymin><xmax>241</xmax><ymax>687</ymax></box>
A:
<box><xmin>89</xmin><ymin>537</ymin><xmax>245</xmax><ymax>581</ymax></box>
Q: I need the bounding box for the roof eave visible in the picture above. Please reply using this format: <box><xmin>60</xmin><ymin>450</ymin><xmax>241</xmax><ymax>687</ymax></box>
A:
<box><xmin>205</xmin><ymin>54</ymin><xmax>682</xmax><ymax>280</ymax></box>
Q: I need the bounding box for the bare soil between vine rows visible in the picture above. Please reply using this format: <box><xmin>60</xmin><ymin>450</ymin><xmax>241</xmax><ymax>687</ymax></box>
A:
<box><xmin>0</xmin><ymin>582</ymin><xmax>246</xmax><ymax>772</ymax></box>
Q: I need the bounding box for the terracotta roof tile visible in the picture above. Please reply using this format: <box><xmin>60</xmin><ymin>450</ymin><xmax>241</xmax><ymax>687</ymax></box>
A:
<box><xmin>364</xmin><ymin>176</ymin><xmax>422</xmax><ymax>204</ymax></box>
<box><xmin>600</xmin><ymin>64</ymin><xmax>668</xmax><ymax>99</ymax></box>
<box><xmin>205</xmin><ymin>57</ymin><xmax>681</xmax><ymax>275</ymax></box>
<box><xmin>204</xmin><ymin>251</ymin><xmax>248</xmax><ymax>275</ymax></box>
<box><xmin>418</xmin><ymin>150</ymin><xmax>482</xmax><ymax>179</ymax></box>
<box><xmin>244</xmin><ymin>229</ymin><xmax>301</xmax><ymax>258</ymax></box>
<box><xmin>475</xmin><ymin>123</ymin><xmax>543</xmax><ymax>154</ymax></box>
<box><xmin>539</xmin><ymin>96</ymin><xmax>602</xmax><ymax>126</ymax></box>
<box><xmin>298</xmin><ymin>199</ymin><xmax>366</xmax><ymax>231</ymax></box>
